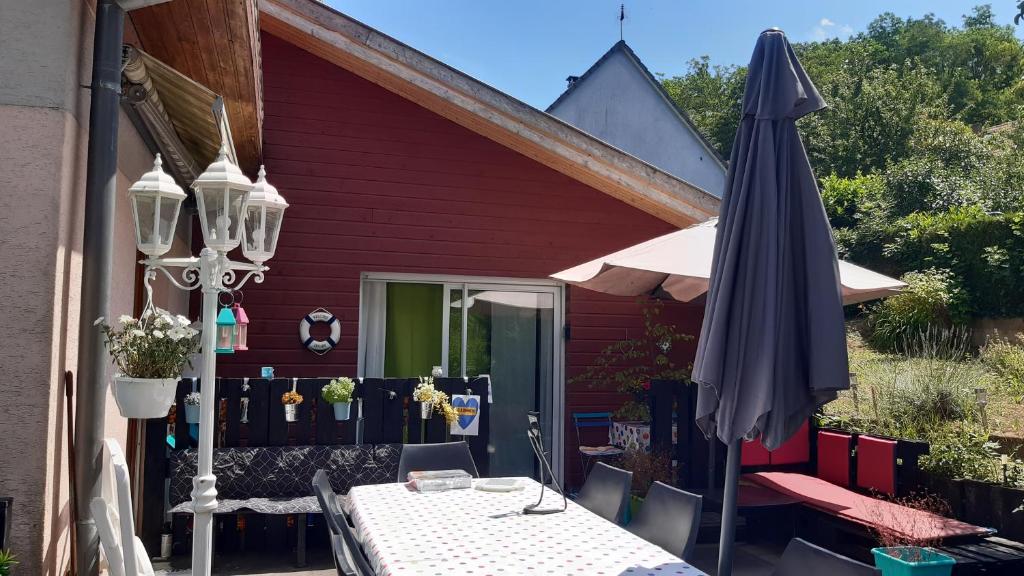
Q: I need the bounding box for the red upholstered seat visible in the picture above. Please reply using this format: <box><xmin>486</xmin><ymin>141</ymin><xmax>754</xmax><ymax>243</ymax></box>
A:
<box><xmin>744</xmin><ymin>472</ymin><xmax>991</xmax><ymax>541</ymax></box>
<box><xmin>742</xmin><ymin>439</ymin><xmax>770</xmax><ymax>466</ymax></box>
<box><xmin>817</xmin><ymin>431</ymin><xmax>852</xmax><ymax>487</ymax></box>
<box><xmin>857</xmin><ymin>435</ymin><xmax>897</xmax><ymax>496</ymax></box>
<box><xmin>770</xmin><ymin>421</ymin><xmax>810</xmax><ymax>465</ymax></box>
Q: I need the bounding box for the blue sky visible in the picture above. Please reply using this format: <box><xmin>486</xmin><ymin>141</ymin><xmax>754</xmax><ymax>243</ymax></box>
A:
<box><xmin>325</xmin><ymin>1</ymin><xmax>1024</xmax><ymax>109</ymax></box>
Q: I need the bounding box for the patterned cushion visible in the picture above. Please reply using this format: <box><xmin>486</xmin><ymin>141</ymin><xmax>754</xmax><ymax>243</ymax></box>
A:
<box><xmin>169</xmin><ymin>444</ymin><xmax>402</xmax><ymax>508</ymax></box>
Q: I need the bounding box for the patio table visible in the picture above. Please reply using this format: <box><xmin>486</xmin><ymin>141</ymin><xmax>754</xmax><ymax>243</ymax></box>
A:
<box><xmin>348</xmin><ymin>477</ymin><xmax>707</xmax><ymax>576</ymax></box>
<box><xmin>609</xmin><ymin>421</ymin><xmax>678</xmax><ymax>452</ymax></box>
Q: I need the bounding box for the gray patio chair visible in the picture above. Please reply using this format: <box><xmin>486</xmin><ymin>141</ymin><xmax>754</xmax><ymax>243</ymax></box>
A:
<box><xmin>772</xmin><ymin>538</ymin><xmax>881</xmax><ymax>576</ymax></box>
<box><xmin>626</xmin><ymin>481</ymin><xmax>702</xmax><ymax>561</ymax></box>
<box><xmin>396</xmin><ymin>441</ymin><xmax>479</xmax><ymax>482</ymax></box>
<box><xmin>312</xmin><ymin>470</ymin><xmax>356</xmax><ymax>576</ymax></box>
<box><xmin>337</xmin><ymin>507</ymin><xmax>375</xmax><ymax>576</ymax></box>
<box><xmin>573</xmin><ymin>461</ymin><xmax>632</xmax><ymax>523</ymax></box>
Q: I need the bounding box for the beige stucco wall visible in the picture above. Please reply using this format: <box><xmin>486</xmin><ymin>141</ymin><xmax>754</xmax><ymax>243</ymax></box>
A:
<box><xmin>0</xmin><ymin>1</ymin><xmax>189</xmax><ymax>574</ymax></box>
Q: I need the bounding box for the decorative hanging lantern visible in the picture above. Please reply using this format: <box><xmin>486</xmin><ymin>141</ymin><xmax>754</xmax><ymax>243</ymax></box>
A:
<box><xmin>232</xmin><ymin>302</ymin><xmax>249</xmax><ymax>351</ymax></box>
<box><xmin>242</xmin><ymin>165</ymin><xmax>289</xmax><ymax>265</ymax></box>
<box><xmin>128</xmin><ymin>154</ymin><xmax>187</xmax><ymax>257</ymax></box>
<box><xmin>192</xmin><ymin>143</ymin><xmax>253</xmax><ymax>253</ymax></box>
<box><xmin>216</xmin><ymin>305</ymin><xmax>236</xmax><ymax>354</ymax></box>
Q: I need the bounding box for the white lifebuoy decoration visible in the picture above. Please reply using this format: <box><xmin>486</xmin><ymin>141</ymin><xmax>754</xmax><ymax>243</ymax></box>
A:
<box><xmin>299</xmin><ymin>308</ymin><xmax>340</xmax><ymax>355</ymax></box>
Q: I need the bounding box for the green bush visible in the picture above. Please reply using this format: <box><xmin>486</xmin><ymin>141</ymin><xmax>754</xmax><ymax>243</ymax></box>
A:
<box><xmin>981</xmin><ymin>339</ymin><xmax>1024</xmax><ymax>402</ymax></box>
<box><xmin>884</xmin><ymin>208</ymin><xmax>1024</xmax><ymax>318</ymax></box>
<box><xmin>920</xmin><ymin>425</ymin><xmax>1003</xmax><ymax>482</ymax></box>
<box><xmin>865</xmin><ymin>269</ymin><xmax>967</xmax><ymax>353</ymax></box>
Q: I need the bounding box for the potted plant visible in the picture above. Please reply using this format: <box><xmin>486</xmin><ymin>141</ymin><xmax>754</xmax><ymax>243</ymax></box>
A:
<box><xmin>322</xmin><ymin>377</ymin><xmax>355</xmax><ymax>421</ymax></box>
<box><xmin>183</xmin><ymin>392</ymin><xmax>201</xmax><ymax>424</ymax></box>
<box><xmin>413</xmin><ymin>376</ymin><xmax>437</xmax><ymax>420</ymax></box>
<box><xmin>281</xmin><ymin>390</ymin><xmax>303</xmax><ymax>422</ymax></box>
<box><xmin>0</xmin><ymin>550</ymin><xmax>17</xmax><ymax>576</ymax></box>
<box><xmin>865</xmin><ymin>493</ymin><xmax>956</xmax><ymax>576</ymax></box>
<box><xmin>97</xmin><ymin>309</ymin><xmax>200</xmax><ymax>419</ymax></box>
<box><xmin>413</xmin><ymin>376</ymin><xmax>458</xmax><ymax>423</ymax></box>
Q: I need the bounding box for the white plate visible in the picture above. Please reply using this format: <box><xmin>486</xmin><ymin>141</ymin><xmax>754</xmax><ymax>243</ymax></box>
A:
<box><xmin>474</xmin><ymin>478</ymin><xmax>525</xmax><ymax>492</ymax></box>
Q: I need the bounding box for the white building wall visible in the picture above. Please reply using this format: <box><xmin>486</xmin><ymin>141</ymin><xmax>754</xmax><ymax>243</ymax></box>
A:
<box><xmin>548</xmin><ymin>48</ymin><xmax>726</xmax><ymax>197</ymax></box>
<box><xmin>0</xmin><ymin>2</ymin><xmax>184</xmax><ymax>573</ymax></box>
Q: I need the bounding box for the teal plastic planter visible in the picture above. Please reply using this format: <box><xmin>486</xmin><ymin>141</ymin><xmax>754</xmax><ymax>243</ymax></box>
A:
<box><xmin>872</xmin><ymin>547</ymin><xmax>955</xmax><ymax>576</ymax></box>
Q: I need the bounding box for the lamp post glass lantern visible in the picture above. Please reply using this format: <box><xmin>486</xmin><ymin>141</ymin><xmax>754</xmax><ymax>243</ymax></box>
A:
<box><xmin>126</xmin><ymin>144</ymin><xmax>286</xmax><ymax>576</ymax></box>
<box><xmin>192</xmin><ymin>144</ymin><xmax>252</xmax><ymax>252</ymax></box>
<box><xmin>128</xmin><ymin>154</ymin><xmax>186</xmax><ymax>257</ymax></box>
<box><xmin>242</xmin><ymin>165</ymin><xmax>289</xmax><ymax>264</ymax></box>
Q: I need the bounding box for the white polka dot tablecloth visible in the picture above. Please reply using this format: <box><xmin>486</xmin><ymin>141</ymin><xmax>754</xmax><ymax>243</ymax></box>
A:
<box><xmin>347</xmin><ymin>477</ymin><xmax>707</xmax><ymax>576</ymax></box>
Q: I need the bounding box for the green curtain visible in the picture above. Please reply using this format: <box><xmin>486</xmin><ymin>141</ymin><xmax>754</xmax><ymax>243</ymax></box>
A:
<box><xmin>383</xmin><ymin>283</ymin><xmax>443</xmax><ymax>377</ymax></box>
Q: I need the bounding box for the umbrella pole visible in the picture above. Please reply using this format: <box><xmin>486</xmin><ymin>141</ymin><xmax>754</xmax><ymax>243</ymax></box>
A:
<box><xmin>717</xmin><ymin>438</ymin><xmax>742</xmax><ymax>576</ymax></box>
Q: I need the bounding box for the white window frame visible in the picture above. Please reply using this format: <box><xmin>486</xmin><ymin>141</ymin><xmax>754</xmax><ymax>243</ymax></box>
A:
<box><xmin>357</xmin><ymin>272</ymin><xmax>566</xmax><ymax>482</ymax></box>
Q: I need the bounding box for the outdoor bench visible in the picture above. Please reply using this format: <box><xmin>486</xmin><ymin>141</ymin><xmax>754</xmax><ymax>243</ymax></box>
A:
<box><xmin>168</xmin><ymin>443</ymin><xmax>401</xmax><ymax>565</ymax></box>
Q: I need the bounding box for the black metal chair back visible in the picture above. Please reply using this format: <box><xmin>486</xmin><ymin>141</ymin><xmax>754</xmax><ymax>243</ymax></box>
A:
<box><xmin>627</xmin><ymin>481</ymin><xmax>702</xmax><ymax>561</ymax></box>
<box><xmin>312</xmin><ymin>470</ymin><xmax>356</xmax><ymax>576</ymax></box>
<box><xmin>772</xmin><ymin>538</ymin><xmax>881</xmax><ymax>576</ymax></box>
<box><xmin>396</xmin><ymin>441</ymin><xmax>479</xmax><ymax>482</ymax></box>
<box><xmin>338</xmin><ymin>510</ymin><xmax>375</xmax><ymax>576</ymax></box>
<box><xmin>574</xmin><ymin>461</ymin><xmax>632</xmax><ymax>523</ymax></box>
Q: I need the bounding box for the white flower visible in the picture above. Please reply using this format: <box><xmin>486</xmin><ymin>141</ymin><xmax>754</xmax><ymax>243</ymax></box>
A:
<box><xmin>131</xmin><ymin>329</ymin><xmax>145</xmax><ymax>338</ymax></box>
<box><xmin>93</xmin><ymin>317</ymin><xmax>105</xmax><ymax>326</ymax></box>
<box><xmin>176</xmin><ymin>314</ymin><xmax>191</xmax><ymax>327</ymax></box>
<box><xmin>167</xmin><ymin>327</ymin><xmax>186</xmax><ymax>341</ymax></box>
<box><xmin>118</xmin><ymin>314</ymin><xmax>134</xmax><ymax>325</ymax></box>
<box><xmin>152</xmin><ymin>330</ymin><xmax>164</xmax><ymax>339</ymax></box>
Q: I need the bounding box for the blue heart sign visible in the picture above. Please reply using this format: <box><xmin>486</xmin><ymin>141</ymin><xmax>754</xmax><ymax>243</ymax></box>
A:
<box><xmin>450</xmin><ymin>395</ymin><xmax>480</xmax><ymax>436</ymax></box>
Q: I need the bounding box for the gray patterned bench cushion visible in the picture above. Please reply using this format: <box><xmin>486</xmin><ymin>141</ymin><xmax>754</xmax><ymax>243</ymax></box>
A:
<box><xmin>168</xmin><ymin>444</ymin><xmax>400</xmax><ymax>515</ymax></box>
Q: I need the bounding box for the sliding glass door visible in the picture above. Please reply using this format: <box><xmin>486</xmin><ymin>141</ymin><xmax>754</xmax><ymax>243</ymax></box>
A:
<box><xmin>359</xmin><ymin>275</ymin><xmax>563</xmax><ymax>479</ymax></box>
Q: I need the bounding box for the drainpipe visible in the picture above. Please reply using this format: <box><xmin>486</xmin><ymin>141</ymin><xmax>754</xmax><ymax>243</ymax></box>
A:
<box><xmin>74</xmin><ymin>1</ymin><xmax>124</xmax><ymax>575</ymax></box>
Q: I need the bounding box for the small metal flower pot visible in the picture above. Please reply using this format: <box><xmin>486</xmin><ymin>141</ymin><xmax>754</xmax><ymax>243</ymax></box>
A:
<box><xmin>284</xmin><ymin>403</ymin><xmax>298</xmax><ymax>422</ymax></box>
<box><xmin>185</xmin><ymin>404</ymin><xmax>200</xmax><ymax>424</ymax></box>
<box><xmin>419</xmin><ymin>401</ymin><xmax>434</xmax><ymax>420</ymax></box>
<box><xmin>333</xmin><ymin>401</ymin><xmax>352</xmax><ymax>421</ymax></box>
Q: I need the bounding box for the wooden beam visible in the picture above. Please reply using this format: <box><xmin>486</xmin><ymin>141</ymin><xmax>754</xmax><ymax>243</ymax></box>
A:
<box><xmin>258</xmin><ymin>0</ymin><xmax>718</xmax><ymax>227</ymax></box>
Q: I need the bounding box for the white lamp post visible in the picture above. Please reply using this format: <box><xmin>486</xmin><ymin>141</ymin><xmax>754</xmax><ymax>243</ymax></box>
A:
<box><xmin>128</xmin><ymin>144</ymin><xmax>287</xmax><ymax>576</ymax></box>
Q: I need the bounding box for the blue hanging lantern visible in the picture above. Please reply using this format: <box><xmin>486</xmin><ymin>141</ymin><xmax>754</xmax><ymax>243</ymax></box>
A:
<box><xmin>216</xmin><ymin>306</ymin><xmax>236</xmax><ymax>354</ymax></box>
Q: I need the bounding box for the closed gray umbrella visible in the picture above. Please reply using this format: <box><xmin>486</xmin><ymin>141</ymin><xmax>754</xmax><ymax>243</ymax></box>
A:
<box><xmin>692</xmin><ymin>29</ymin><xmax>849</xmax><ymax>575</ymax></box>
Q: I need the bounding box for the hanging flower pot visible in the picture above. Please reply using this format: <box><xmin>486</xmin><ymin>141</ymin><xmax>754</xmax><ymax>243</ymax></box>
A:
<box><xmin>97</xmin><ymin>309</ymin><xmax>199</xmax><ymax>419</ymax></box>
<box><xmin>284</xmin><ymin>404</ymin><xmax>298</xmax><ymax>422</ymax></box>
<box><xmin>111</xmin><ymin>375</ymin><xmax>179</xmax><ymax>419</ymax></box>
<box><xmin>183</xmin><ymin>392</ymin><xmax>201</xmax><ymax>424</ymax></box>
<box><xmin>333</xmin><ymin>402</ymin><xmax>352</xmax><ymax>421</ymax></box>
<box><xmin>281</xmin><ymin>389</ymin><xmax>303</xmax><ymax>423</ymax></box>
<box><xmin>419</xmin><ymin>401</ymin><xmax>434</xmax><ymax>420</ymax></box>
<box><xmin>321</xmin><ymin>377</ymin><xmax>355</xmax><ymax>421</ymax></box>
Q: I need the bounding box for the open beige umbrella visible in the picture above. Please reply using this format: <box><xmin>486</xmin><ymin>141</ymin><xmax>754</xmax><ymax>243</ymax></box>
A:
<box><xmin>551</xmin><ymin>218</ymin><xmax>904</xmax><ymax>305</ymax></box>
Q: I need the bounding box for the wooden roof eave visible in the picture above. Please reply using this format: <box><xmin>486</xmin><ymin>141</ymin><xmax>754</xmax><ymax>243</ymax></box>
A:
<box><xmin>258</xmin><ymin>0</ymin><xmax>719</xmax><ymax>227</ymax></box>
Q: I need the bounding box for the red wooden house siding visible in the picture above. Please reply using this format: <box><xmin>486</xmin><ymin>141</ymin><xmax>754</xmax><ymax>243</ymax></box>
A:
<box><xmin>219</xmin><ymin>33</ymin><xmax>703</xmax><ymax>478</ymax></box>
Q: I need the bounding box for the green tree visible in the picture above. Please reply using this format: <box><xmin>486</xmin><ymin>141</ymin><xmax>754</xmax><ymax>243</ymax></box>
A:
<box><xmin>660</xmin><ymin>56</ymin><xmax>745</xmax><ymax>158</ymax></box>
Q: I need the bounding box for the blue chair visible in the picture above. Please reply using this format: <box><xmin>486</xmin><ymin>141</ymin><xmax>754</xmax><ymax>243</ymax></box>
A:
<box><xmin>572</xmin><ymin>412</ymin><xmax>624</xmax><ymax>478</ymax></box>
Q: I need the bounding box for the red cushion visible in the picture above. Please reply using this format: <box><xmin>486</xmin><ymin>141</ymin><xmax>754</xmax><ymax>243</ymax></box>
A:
<box><xmin>817</xmin><ymin>431</ymin><xmax>852</xmax><ymax>487</ymax></box>
<box><xmin>770</xmin><ymin>421</ymin><xmax>810</xmax><ymax>465</ymax></box>
<box><xmin>744</xmin><ymin>472</ymin><xmax>990</xmax><ymax>540</ymax></box>
<box><xmin>857</xmin><ymin>435</ymin><xmax>897</xmax><ymax>496</ymax></box>
<box><xmin>742</xmin><ymin>439</ymin><xmax>771</xmax><ymax>466</ymax></box>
